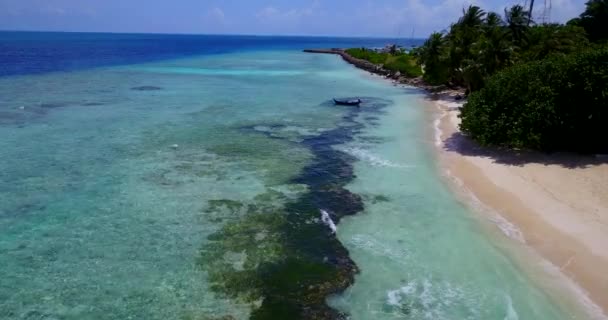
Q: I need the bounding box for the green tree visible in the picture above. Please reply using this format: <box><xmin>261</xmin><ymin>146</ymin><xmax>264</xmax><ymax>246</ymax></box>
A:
<box><xmin>481</xmin><ymin>12</ymin><xmax>511</xmax><ymax>73</ymax></box>
<box><xmin>569</xmin><ymin>0</ymin><xmax>608</xmax><ymax>43</ymax></box>
<box><xmin>446</xmin><ymin>5</ymin><xmax>486</xmax><ymax>85</ymax></box>
<box><xmin>417</xmin><ymin>32</ymin><xmax>449</xmax><ymax>84</ymax></box>
<box><xmin>504</xmin><ymin>5</ymin><xmax>531</xmax><ymax>48</ymax></box>
<box><xmin>412</xmin><ymin>1</ymin><xmax>594</xmax><ymax>94</ymax></box>
<box><xmin>464</xmin><ymin>11</ymin><xmax>511</xmax><ymax>90</ymax></box>
<box><xmin>460</xmin><ymin>46</ymin><xmax>608</xmax><ymax>153</ymax></box>
<box><xmin>522</xmin><ymin>24</ymin><xmax>589</xmax><ymax>61</ymax></box>
<box><xmin>485</xmin><ymin>11</ymin><xmax>504</xmax><ymax>28</ymax></box>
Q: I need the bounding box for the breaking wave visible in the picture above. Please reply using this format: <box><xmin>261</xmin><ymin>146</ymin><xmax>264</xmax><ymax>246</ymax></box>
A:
<box><xmin>338</xmin><ymin>146</ymin><xmax>415</xmax><ymax>169</ymax></box>
<box><xmin>348</xmin><ymin>234</ymin><xmax>410</xmax><ymax>265</ymax></box>
<box><xmin>379</xmin><ymin>279</ymin><xmax>481</xmax><ymax>320</ymax></box>
<box><xmin>321</xmin><ymin>209</ymin><xmax>337</xmax><ymax>233</ymax></box>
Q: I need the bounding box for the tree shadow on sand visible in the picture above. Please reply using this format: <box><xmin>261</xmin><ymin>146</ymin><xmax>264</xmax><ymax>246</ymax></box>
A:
<box><xmin>443</xmin><ymin>131</ymin><xmax>608</xmax><ymax>169</ymax></box>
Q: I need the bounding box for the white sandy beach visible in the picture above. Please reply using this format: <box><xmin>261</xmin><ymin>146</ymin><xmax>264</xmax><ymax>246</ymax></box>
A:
<box><xmin>430</xmin><ymin>93</ymin><xmax>608</xmax><ymax>317</ymax></box>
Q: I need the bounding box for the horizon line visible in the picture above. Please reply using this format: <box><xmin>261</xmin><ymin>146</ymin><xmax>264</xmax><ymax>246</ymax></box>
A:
<box><xmin>0</xmin><ymin>29</ymin><xmax>427</xmax><ymax>40</ymax></box>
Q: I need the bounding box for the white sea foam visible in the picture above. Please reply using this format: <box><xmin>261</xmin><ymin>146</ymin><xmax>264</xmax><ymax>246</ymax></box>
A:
<box><xmin>253</xmin><ymin>125</ymin><xmax>271</xmax><ymax>132</ymax></box>
<box><xmin>386</xmin><ymin>288</ymin><xmax>403</xmax><ymax>306</ymax></box>
<box><xmin>442</xmin><ymin>168</ymin><xmax>526</xmax><ymax>243</ymax></box>
<box><xmin>467</xmin><ymin>185</ymin><xmax>525</xmax><ymax>243</ymax></box>
<box><xmin>444</xmin><ymin>169</ymin><xmax>464</xmax><ymax>187</ymax></box>
<box><xmin>338</xmin><ymin>146</ymin><xmax>414</xmax><ymax>169</ymax></box>
<box><xmin>433</xmin><ymin>108</ymin><xmax>448</xmax><ymax>147</ymax></box>
<box><xmin>434</xmin><ymin>118</ymin><xmax>442</xmax><ymax>147</ymax></box>
<box><xmin>488</xmin><ymin>214</ymin><xmax>525</xmax><ymax>243</ymax></box>
<box><xmin>504</xmin><ymin>294</ymin><xmax>519</xmax><ymax>320</ymax></box>
<box><xmin>381</xmin><ymin>279</ymin><xmax>478</xmax><ymax>320</ymax></box>
<box><xmin>320</xmin><ymin>209</ymin><xmax>337</xmax><ymax>233</ymax></box>
<box><xmin>538</xmin><ymin>259</ymin><xmax>608</xmax><ymax>320</ymax></box>
<box><xmin>348</xmin><ymin>234</ymin><xmax>409</xmax><ymax>265</ymax></box>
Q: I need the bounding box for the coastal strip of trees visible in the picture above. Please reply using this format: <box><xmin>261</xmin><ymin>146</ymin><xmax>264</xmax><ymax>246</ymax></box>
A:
<box><xmin>413</xmin><ymin>0</ymin><xmax>607</xmax><ymax>153</ymax></box>
<box><xmin>345</xmin><ymin>48</ymin><xmax>422</xmax><ymax>78</ymax></box>
<box><xmin>336</xmin><ymin>1</ymin><xmax>606</xmax><ymax>152</ymax></box>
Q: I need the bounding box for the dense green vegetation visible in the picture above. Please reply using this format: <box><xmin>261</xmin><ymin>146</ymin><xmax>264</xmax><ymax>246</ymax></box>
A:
<box><xmin>568</xmin><ymin>0</ymin><xmax>608</xmax><ymax>43</ymax></box>
<box><xmin>384</xmin><ymin>54</ymin><xmax>424</xmax><ymax>77</ymax></box>
<box><xmin>460</xmin><ymin>47</ymin><xmax>608</xmax><ymax>152</ymax></box>
<box><xmin>345</xmin><ymin>48</ymin><xmax>422</xmax><ymax>77</ymax></box>
<box><xmin>345</xmin><ymin>48</ymin><xmax>390</xmax><ymax>64</ymax></box>
<box><xmin>413</xmin><ymin>0</ymin><xmax>607</xmax><ymax>153</ymax></box>
<box><xmin>412</xmin><ymin>4</ymin><xmax>594</xmax><ymax>90</ymax></box>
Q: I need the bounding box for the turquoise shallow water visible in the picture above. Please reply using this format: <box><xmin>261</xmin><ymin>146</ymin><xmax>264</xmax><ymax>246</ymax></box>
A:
<box><xmin>0</xmin><ymin>49</ymin><xmax>586</xmax><ymax>319</ymax></box>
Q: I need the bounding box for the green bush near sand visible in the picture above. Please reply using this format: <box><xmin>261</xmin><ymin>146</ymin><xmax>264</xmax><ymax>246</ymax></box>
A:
<box><xmin>460</xmin><ymin>46</ymin><xmax>608</xmax><ymax>153</ymax></box>
<box><xmin>383</xmin><ymin>54</ymin><xmax>423</xmax><ymax>77</ymax></box>
<box><xmin>345</xmin><ymin>48</ymin><xmax>422</xmax><ymax>77</ymax></box>
<box><xmin>345</xmin><ymin>48</ymin><xmax>389</xmax><ymax>64</ymax></box>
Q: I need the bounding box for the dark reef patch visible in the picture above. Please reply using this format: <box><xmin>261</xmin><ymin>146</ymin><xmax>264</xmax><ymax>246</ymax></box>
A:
<box><xmin>0</xmin><ymin>202</ymin><xmax>47</xmax><ymax>219</ymax></box>
<box><xmin>364</xmin><ymin>194</ymin><xmax>391</xmax><ymax>204</ymax></box>
<box><xmin>199</xmin><ymin>98</ymin><xmax>392</xmax><ymax>319</ymax></box>
<box><xmin>358</xmin><ymin>135</ymin><xmax>392</xmax><ymax>145</ymax></box>
<box><xmin>0</xmin><ymin>100</ymin><xmax>109</xmax><ymax>127</ymax></box>
<box><xmin>82</xmin><ymin>102</ymin><xmax>106</xmax><ymax>106</ymax></box>
<box><xmin>0</xmin><ymin>108</ymin><xmax>46</xmax><ymax>126</ymax></box>
<box><xmin>0</xmin><ymin>111</ymin><xmax>26</xmax><ymax>125</ymax></box>
<box><xmin>131</xmin><ymin>86</ymin><xmax>163</xmax><ymax>91</ymax></box>
<box><xmin>39</xmin><ymin>102</ymin><xmax>71</xmax><ymax>109</ymax></box>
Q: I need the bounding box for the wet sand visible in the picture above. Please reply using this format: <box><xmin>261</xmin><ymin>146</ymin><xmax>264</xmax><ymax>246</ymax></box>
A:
<box><xmin>429</xmin><ymin>93</ymin><xmax>608</xmax><ymax>317</ymax></box>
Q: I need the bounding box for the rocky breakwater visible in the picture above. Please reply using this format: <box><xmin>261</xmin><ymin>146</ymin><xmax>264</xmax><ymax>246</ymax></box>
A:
<box><xmin>303</xmin><ymin>49</ymin><xmax>389</xmax><ymax>76</ymax></box>
<box><xmin>304</xmin><ymin>49</ymin><xmax>464</xmax><ymax>96</ymax></box>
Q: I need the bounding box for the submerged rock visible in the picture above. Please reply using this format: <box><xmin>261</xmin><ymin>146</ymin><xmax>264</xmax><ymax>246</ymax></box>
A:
<box><xmin>82</xmin><ymin>101</ymin><xmax>105</xmax><ymax>106</ymax></box>
<box><xmin>39</xmin><ymin>102</ymin><xmax>71</xmax><ymax>109</ymax></box>
<box><xmin>131</xmin><ymin>86</ymin><xmax>162</xmax><ymax>91</ymax></box>
<box><xmin>367</xmin><ymin>194</ymin><xmax>391</xmax><ymax>204</ymax></box>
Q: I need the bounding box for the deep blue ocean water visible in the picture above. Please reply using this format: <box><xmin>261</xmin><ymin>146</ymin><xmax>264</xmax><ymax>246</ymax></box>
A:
<box><xmin>0</xmin><ymin>32</ymin><xmax>594</xmax><ymax>320</ymax></box>
<box><xmin>0</xmin><ymin>31</ymin><xmax>422</xmax><ymax>77</ymax></box>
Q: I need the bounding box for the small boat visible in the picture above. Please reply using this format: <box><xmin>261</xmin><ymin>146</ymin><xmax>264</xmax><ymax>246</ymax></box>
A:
<box><xmin>333</xmin><ymin>98</ymin><xmax>361</xmax><ymax>106</ymax></box>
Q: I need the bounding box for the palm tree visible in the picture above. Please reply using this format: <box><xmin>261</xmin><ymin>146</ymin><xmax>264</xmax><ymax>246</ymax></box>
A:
<box><xmin>420</xmin><ymin>32</ymin><xmax>444</xmax><ymax>62</ymax></box>
<box><xmin>418</xmin><ymin>32</ymin><xmax>448</xmax><ymax>84</ymax></box>
<box><xmin>478</xmin><ymin>12</ymin><xmax>511</xmax><ymax>75</ymax></box>
<box><xmin>523</xmin><ymin>24</ymin><xmax>589</xmax><ymax>60</ymax></box>
<box><xmin>445</xmin><ymin>6</ymin><xmax>486</xmax><ymax>86</ymax></box>
<box><xmin>504</xmin><ymin>5</ymin><xmax>532</xmax><ymax>47</ymax></box>
<box><xmin>458</xmin><ymin>5</ymin><xmax>486</xmax><ymax>30</ymax></box>
<box><xmin>485</xmin><ymin>12</ymin><xmax>504</xmax><ymax>29</ymax></box>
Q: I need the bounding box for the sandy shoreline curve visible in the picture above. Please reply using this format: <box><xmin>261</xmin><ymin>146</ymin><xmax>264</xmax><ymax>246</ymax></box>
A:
<box><xmin>304</xmin><ymin>48</ymin><xmax>608</xmax><ymax>316</ymax></box>
<box><xmin>429</xmin><ymin>92</ymin><xmax>608</xmax><ymax>318</ymax></box>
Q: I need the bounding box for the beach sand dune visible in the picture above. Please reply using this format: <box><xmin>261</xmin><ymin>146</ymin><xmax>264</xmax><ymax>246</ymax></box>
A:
<box><xmin>430</xmin><ymin>93</ymin><xmax>608</xmax><ymax>316</ymax></box>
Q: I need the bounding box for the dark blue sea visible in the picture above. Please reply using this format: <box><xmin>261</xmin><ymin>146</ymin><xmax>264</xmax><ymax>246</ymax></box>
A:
<box><xmin>0</xmin><ymin>31</ymin><xmax>422</xmax><ymax>77</ymax></box>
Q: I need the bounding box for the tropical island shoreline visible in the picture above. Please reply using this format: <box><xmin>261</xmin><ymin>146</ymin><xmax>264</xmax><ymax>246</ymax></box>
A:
<box><xmin>431</xmin><ymin>94</ymin><xmax>608</xmax><ymax>318</ymax></box>
<box><xmin>303</xmin><ymin>48</ymin><xmax>430</xmax><ymax>89</ymax></box>
<box><xmin>305</xmin><ymin>47</ymin><xmax>608</xmax><ymax>318</ymax></box>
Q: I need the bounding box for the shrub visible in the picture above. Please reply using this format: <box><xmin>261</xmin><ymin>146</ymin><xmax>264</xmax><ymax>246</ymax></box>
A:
<box><xmin>384</xmin><ymin>55</ymin><xmax>423</xmax><ymax>77</ymax></box>
<box><xmin>346</xmin><ymin>48</ymin><xmax>422</xmax><ymax>77</ymax></box>
<box><xmin>345</xmin><ymin>48</ymin><xmax>388</xmax><ymax>64</ymax></box>
<box><xmin>520</xmin><ymin>24</ymin><xmax>589</xmax><ymax>62</ymax></box>
<box><xmin>459</xmin><ymin>46</ymin><xmax>608</xmax><ymax>153</ymax></box>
